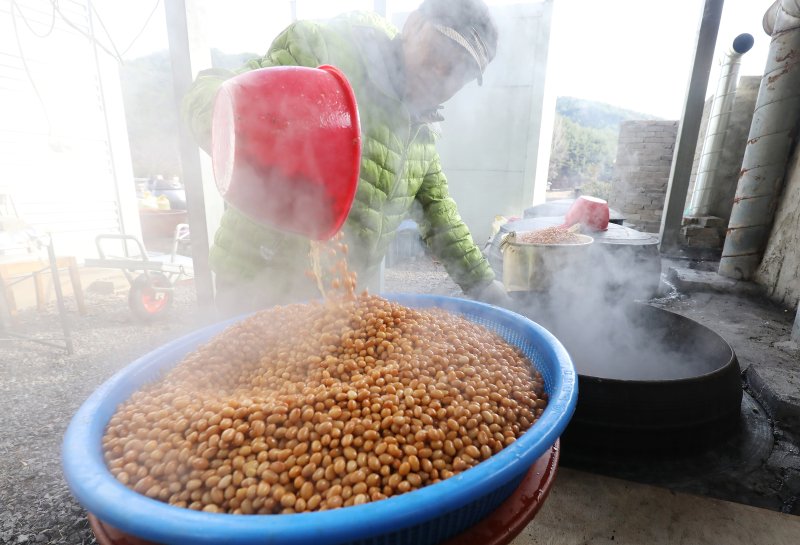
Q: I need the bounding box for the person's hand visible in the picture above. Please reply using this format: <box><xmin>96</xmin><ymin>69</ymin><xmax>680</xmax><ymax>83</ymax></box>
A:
<box><xmin>470</xmin><ymin>279</ymin><xmax>513</xmax><ymax>308</ymax></box>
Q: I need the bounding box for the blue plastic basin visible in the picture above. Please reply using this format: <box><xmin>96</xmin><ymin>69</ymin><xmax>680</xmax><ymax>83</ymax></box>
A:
<box><xmin>63</xmin><ymin>294</ymin><xmax>577</xmax><ymax>545</ymax></box>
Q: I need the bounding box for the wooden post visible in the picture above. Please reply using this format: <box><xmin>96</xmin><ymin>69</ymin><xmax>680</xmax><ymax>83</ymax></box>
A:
<box><xmin>67</xmin><ymin>257</ymin><xmax>86</xmax><ymax>315</ymax></box>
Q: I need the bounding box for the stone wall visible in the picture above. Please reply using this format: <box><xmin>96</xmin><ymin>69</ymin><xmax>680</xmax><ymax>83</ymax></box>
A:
<box><xmin>609</xmin><ymin>121</ymin><xmax>678</xmax><ymax>233</ymax></box>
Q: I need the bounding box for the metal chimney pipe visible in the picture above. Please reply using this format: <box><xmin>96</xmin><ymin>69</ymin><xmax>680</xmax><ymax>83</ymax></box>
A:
<box><xmin>719</xmin><ymin>0</ymin><xmax>800</xmax><ymax>279</ymax></box>
<box><xmin>686</xmin><ymin>33</ymin><xmax>754</xmax><ymax>217</ymax></box>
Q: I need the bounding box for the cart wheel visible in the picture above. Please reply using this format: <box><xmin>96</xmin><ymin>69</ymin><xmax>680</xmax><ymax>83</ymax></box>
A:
<box><xmin>129</xmin><ymin>273</ymin><xmax>172</xmax><ymax>321</ymax></box>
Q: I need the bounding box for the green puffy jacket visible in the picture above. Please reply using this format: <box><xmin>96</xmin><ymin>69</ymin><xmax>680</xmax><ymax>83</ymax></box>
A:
<box><xmin>183</xmin><ymin>11</ymin><xmax>494</xmax><ymax>299</ymax></box>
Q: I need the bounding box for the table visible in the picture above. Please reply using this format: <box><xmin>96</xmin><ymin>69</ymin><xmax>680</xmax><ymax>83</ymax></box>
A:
<box><xmin>0</xmin><ymin>255</ymin><xmax>85</xmax><ymax>317</ymax></box>
<box><xmin>0</xmin><ymin>237</ymin><xmax>78</xmax><ymax>353</ymax></box>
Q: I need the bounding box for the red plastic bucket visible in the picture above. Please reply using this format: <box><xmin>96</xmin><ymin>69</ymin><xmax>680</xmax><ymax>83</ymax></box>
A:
<box><xmin>564</xmin><ymin>196</ymin><xmax>609</xmax><ymax>231</ymax></box>
<box><xmin>88</xmin><ymin>441</ymin><xmax>560</xmax><ymax>545</ymax></box>
<box><xmin>211</xmin><ymin>65</ymin><xmax>361</xmax><ymax>240</ymax></box>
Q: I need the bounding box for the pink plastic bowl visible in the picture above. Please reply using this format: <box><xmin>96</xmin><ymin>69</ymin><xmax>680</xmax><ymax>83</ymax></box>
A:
<box><xmin>564</xmin><ymin>196</ymin><xmax>609</xmax><ymax>231</ymax></box>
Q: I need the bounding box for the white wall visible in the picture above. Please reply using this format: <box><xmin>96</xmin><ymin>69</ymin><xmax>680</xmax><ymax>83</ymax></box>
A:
<box><xmin>0</xmin><ymin>0</ymin><xmax>140</xmax><ymax>259</ymax></box>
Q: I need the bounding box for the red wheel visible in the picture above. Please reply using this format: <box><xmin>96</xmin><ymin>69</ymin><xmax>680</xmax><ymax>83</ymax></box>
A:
<box><xmin>129</xmin><ymin>273</ymin><xmax>173</xmax><ymax>321</ymax></box>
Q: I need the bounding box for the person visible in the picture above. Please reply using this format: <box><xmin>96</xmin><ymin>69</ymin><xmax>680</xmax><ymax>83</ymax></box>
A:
<box><xmin>183</xmin><ymin>0</ymin><xmax>511</xmax><ymax>315</ymax></box>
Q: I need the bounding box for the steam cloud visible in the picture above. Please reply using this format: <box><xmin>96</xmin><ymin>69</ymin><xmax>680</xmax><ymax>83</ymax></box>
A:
<box><xmin>509</xmin><ymin>235</ymin><xmax>727</xmax><ymax>381</ymax></box>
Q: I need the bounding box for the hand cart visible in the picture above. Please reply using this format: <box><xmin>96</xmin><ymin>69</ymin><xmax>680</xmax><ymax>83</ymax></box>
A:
<box><xmin>84</xmin><ymin>224</ymin><xmax>192</xmax><ymax>321</ymax></box>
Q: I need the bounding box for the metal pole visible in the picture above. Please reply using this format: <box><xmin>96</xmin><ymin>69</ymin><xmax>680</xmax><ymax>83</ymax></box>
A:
<box><xmin>659</xmin><ymin>0</ymin><xmax>725</xmax><ymax>253</ymax></box>
<box><xmin>793</xmin><ymin>302</ymin><xmax>800</xmax><ymax>343</ymax></box>
<box><xmin>164</xmin><ymin>0</ymin><xmax>215</xmax><ymax>309</ymax></box>
<box><xmin>46</xmin><ymin>235</ymin><xmax>74</xmax><ymax>355</ymax></box>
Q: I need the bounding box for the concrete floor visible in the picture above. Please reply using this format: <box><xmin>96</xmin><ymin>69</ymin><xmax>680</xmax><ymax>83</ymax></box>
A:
<box><xmin>511</xmin><ymin>468</ymin><xmax>800</xmax><ymax>545</ymax></box>
<box><xmin>664</xmin><ymin>260</ymin><xmax>800</xmax><ymax>429</ymax></box>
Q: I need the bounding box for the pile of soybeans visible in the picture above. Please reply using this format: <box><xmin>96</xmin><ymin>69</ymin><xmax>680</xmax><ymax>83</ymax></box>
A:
<box><xmin>102</xmin><ymin>240</ymin><xmax>547</xmax><ymax>515</ymax></box>
<box><xmin>517</xmin><ymin>227</ymin><xmax>585</xmax><ymax>245</ymax></box>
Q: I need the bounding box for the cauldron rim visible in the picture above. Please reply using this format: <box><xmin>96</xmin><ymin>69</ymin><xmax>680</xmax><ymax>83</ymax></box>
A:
<box><xmin>572</xmin><ymin>304</ymin><xmax>736</xmax><ymax>384</ymax></box>
<box><xmin>563</xmin><ymin>304</ymin><xmax>743</xmax><ymax>452</ymax></box>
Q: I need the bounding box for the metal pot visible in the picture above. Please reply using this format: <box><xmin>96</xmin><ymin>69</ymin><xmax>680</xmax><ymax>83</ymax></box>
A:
<box><xmin>501</xmin><ymin>232</ymin><xmax>593</xmax><ymax>292</ymax></box>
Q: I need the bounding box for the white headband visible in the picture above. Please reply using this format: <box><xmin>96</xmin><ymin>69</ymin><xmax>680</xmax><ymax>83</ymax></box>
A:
<box><xmin>432</xmin><ymin>23</ymin><xmax>489</xmax><ymax>77</ymax></box>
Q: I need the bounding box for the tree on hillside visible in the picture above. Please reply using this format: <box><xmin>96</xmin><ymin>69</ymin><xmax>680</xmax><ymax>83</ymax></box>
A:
<box><xmin>556</xmin><ymin>96</ymin><xmax>659</xmax><ymax>131</ymax></box>
<box><xmin>547</xmin><ymin>97</ymin><xmax>661</xmax><ymax>190</ymax></box>
<box><xmin>548</xmin><ymin>114</ymin><xmax>617</xmax><ymax>189</ymax></box>
<box><xmin>548</xmin><ymin>115</ymin><xmax>568</xmax><ymax>183</ymax></box>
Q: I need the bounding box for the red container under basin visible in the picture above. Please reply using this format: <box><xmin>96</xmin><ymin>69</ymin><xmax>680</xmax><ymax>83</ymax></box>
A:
<box><xmin>89</xmin><ymin>442</ymin><xmax>561</xmax><ymax>545</ymax></box>
<box><xmin>212</xmin><ymin>65</ymin><xmax>361</xmax><ymax>240</ymax></box>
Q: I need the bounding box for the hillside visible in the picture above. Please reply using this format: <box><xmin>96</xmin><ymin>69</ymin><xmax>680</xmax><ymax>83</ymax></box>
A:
<box><xmin>547</xmin><ymin>97</ymin><xmax>663</xmax><ymax>190</ymax></box>
<box><xmin>556</xmin><ymin>96</ymin><xmax>661</xmax><ymax>131</ymax></box>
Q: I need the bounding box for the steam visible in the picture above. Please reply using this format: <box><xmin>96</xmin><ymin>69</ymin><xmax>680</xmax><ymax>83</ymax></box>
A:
<box><xmin>510</xmin><ymin>232</ymin><xmax>727</xmax><ymax>381</ymax></box>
